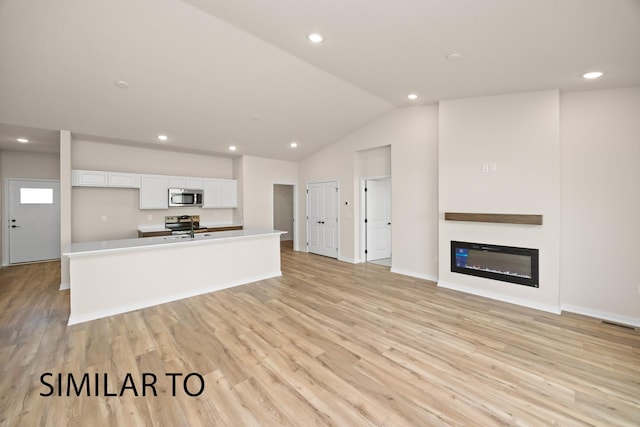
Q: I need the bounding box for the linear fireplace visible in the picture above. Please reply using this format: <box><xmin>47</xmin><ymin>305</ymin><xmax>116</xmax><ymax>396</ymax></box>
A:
<box><xmin>451</xmin><ymin>241</ymin><xmax>539</xmax><ymax>287</ymax></box>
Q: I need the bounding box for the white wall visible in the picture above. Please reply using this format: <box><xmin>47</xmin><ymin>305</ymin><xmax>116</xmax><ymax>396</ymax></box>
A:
<box><xmin>60</xmin><ymin>131</ymin><xmax>72</xmax><ymax>288</ymax></box>
<box><xmin>298</xmin><ymin>106</ymin><xmax>439</xmax><ymax>277</ymax></box>
<box><xmin>438</xmin><ymin>90</ymin><xmax>561</xmax><ymax>313</ymax></box>
<box><xmin>390</xmin><ymin>108</ymin><xmax>439</xmax><ymax>279</ymax></box>
<box><xmin>559</xmin><ymin>87</ymin><xmax>640</xmax><ymax>324</ymax></box>
<box><xmin>357</xmin><ymin>145</ymin><xmax>390</xmax><ymax>178</ymax></box>
<box><xmin>1</xmin><ymin>150</ymin><xmax>60</xmax><ymax>179</ymax></box>
<box><xmin>240</xmin><ymin>155</ymin><xmax>298</xmax><ymax>233</ymax></box>
<box><xmin>71</xmin><ymin>139</ymin><xmax>235</xmax><ymax>242</ymax></box>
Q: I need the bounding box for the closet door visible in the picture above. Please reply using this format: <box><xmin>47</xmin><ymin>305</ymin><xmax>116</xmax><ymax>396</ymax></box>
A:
<box><xmin>365</xmin><ymin>178</ymin><xmax>391</xmax><ymax>261</ymax></box>
<box><xmin>307</xmin><ymin>181</ymin><xmax>338</xmax><ymax>258</ymax></box>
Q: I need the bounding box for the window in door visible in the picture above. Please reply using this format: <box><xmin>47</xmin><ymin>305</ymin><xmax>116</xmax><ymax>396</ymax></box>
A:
<box><xmin>20</xmin><ymin>188</ymin><xmax>54</xmax><ymax>204</ymax></box>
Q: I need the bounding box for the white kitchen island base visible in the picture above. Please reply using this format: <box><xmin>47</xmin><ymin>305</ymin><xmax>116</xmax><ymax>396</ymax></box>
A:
<box><xmin>64</xmin><ymin>229</ymin><xmax>284</xmax><ymax>325</ymax></box>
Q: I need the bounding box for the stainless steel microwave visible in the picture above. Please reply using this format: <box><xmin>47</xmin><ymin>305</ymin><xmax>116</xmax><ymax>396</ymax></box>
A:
<box><xmin>168</xmin><ymin>188</ymin><xmax>203</xmax><ymax>207</ymax></box>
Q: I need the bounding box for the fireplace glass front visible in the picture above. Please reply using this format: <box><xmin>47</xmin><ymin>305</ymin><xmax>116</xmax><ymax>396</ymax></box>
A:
<box><xmin>451</xmin><ymin>241</ymin><xmax>539</xmax><ymax>287</ymax></box>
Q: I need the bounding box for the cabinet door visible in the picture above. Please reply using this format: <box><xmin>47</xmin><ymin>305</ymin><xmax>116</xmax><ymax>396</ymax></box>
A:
<box><xmin>72</xmin><ymin>170</ymin><xmax>109</xmax><ymax>187</ymax></box>
<box><xmin>139</xmin><ymin>175</ymin><xmax>169</xmax><ymax>209</ymax></box>
<box><xmin>185</xmin><ymin>177</ymin><xmax>204</xmax><ymax>190</ymax></box>
<box><xmin>219</xmin><ymin>180</ymin><xmax>238</xmax><ymax>208</ymax></box>
<box><xmin>169</xmin><ymin>176</ymin><xmax>187</xmax><ymax>188</ymax></box>
<box><xmin>169</xmin><ymin>176</ymin><xmax>204</xmax><ymax>190</ymax></box>
<box><xmin>203</xmin><ymin>179</ymin><xmax>238</xmax><ymax>208</ymax></box>
<box><xmin>202</xmin><ymin>179</ymin><xmax>221</xmax><ymax>208</ymax></box>
<box><xmin>109</xmin><ymin>172</ymin><xmax>141</xmax><ymax>188</ymax></box>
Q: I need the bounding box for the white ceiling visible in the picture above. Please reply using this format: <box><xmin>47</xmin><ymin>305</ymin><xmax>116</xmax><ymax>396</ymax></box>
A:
<box><xmin>1</xmin><ymin>0</ymin><xmax>639</xmax><ymax>160</ymax></box>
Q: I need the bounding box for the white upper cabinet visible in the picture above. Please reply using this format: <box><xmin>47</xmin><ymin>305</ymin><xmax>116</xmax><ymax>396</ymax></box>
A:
<box><xmin>220</xmin><ymin>180</ymin><xmax>238</xmax><ymax>208</ymax></box>
<box><xmin>72</xmin><ymin>170</ymin><xmax>140</xmax><ymax>188</ymax></box>
<box><xmin>139</xmin><ymin>175</ymin><xmax>169</xmax><ymax>209</ymax></box>
<box><xmin>203</xmin><ymin>179</ymin><xmax>238</xmax><ymax>208</ymax></box>
<box><xmin>109</xmin><ymin>172</ymin><xmax>141</xmax><ymax>188</ymax></box>
<box><xmin>71</xmin><ymin>169</ymin><xmax>236</xmax><ymax>210</ymax></box>
<box><xmin>169</xmin><ymin>176</ymin><xmax>204</xmax><ymax>190</ymax></box>
<box><xmin>72</xmin><ymin>170</ymin><xmax>109</xmax><ymax>187</ymax></box>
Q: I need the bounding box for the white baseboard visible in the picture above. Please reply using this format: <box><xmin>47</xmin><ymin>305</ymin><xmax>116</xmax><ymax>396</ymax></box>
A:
<box><xmin>390</xmin><ymin>268</ymin><xmax>438</xmax><ymax>283</ymax></box>
<box><xmin>437</xmin><ymin>280</ymin><xmax>561</xmax><ymax>315</ymax></box>
<box><xmin>338</xmin><ymin>256</ymin><xmax>357</xmax><ymax>264</ymax></box>
<box><xmin>68</xmin><ymin>271</ymin><xmax>282</xmax><ymax>325</ymax></box>
<box><xmin>59</xmin><ymin>282</ymin><xmax>70</xmax><ymax>290</ymax></box>
<box><xmin>561</xmin><ymin>304</ymin><xmax>640</xmax><ymax>328</ymax></box>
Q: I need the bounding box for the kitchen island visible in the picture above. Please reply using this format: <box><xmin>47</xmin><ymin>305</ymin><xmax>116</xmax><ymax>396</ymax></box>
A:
<box><xmin>64</xmin><ymin>229</ymin><xmax>285</xmax><ymax>325</ymax></box>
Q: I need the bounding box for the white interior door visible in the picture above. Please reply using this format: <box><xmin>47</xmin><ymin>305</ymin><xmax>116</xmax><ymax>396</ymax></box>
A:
<box><xmin>307</xmin><ymin>181</ymin><xmax>338</xmax><ymax>258</ymax></box>
<box><xmin>8</xmin><ymin>179</ymin><xmax>61</xmax><ymax>264</ymax></box>
<box><xmin>366</xmin><ymin>178</ymin><xmax>391</xmax><ymax>261</ymax></box>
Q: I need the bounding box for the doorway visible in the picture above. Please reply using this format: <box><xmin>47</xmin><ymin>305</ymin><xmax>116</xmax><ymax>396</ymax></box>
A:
<box><xmin>273</xmin><ymin>184</ymin><xmax>295</xmax><ymax>248</ymax></box>
<box><xmin>5</xmin><ymin>178</ymin><xmax>61</xmax><ymax>264</ymax></box>
<box><xmin>364</xmin><ymin>178</ymin><xmax>391</xmax><ymax>266</ymax></box>
<box><xmin>307</xmin><ymin>181</ymin><xmax>338</xmax><ymax>258</ymax></box>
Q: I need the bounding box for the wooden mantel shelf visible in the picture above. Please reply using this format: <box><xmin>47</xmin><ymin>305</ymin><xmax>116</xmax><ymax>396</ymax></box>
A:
<box><xmin>444</xmin><ymin>212</ymin><xmax>543</xmax><ymax>225</ymax></box>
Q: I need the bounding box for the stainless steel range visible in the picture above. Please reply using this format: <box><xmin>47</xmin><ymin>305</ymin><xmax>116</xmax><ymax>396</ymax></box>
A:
<box><xmin>164</xmin><ymin>215</ymin><xmax>207</xmax><ymax>236</ymax></box>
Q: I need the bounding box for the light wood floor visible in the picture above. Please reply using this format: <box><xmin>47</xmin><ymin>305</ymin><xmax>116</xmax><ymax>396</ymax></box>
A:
<box><xmin>1</xmin><ymin>245</ymin><xmax>639</xmax><ymax>426</ymax></box>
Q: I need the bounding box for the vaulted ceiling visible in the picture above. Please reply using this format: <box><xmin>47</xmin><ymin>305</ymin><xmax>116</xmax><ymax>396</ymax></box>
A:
<box><xmin>1</xmin><ymin>0</ymin><xmax>639</xmax><ymax>160</ymax></box>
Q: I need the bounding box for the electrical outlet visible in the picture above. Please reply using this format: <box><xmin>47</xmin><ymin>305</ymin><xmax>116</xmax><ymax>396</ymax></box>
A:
<box><xmin>101</xmin><ymin>215</ymin><xmax>107</xmax><ymax>222</ymax></box>
<box><xmin>481</xmin><ymin>164</ymin><xmax>489</xmax><ymax>173</ymax></box>
<box><xmin>490</xmin><ymin>163</ymin><xmax>497</xmax><ymax>172</ymax></box>
<box><xmin>147</xmin><ymin>214</ymin><xmax>153</xmax><ymax>221</ymax></box>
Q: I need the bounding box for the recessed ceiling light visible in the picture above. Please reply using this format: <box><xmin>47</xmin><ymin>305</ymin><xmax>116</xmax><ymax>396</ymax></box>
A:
<box><xmin>157</xmin><ymin>134</ymin><xmax>168</xmax><ymax>141</ymax></box>
<box><xmin>16</xmin><ymin>138</ymin><xmax>29</xmax><ymax>143</ymax></box>
<box><xmin>229</xmin><ymin>145</ymin><xmax>237</xmax><ymax>151</ymax></box>
<box><xmin>446</xmin><ymin>53</ymin><xmax>462</xmax><ymax>61</ymax></box>
<box><xmin>407</xmin><ymin>94</ymin><xmax>419</xmax><ymax>100</ymax></box>
<box><xmin>115</xmin><ymin>80</ymin><xmax>129</xmax><ymax>89</ymax></box>
<box><xmin>290</xmin><ymin>142</ymin><xmax>298</xmax><ymax>148</ymax></box>
<box><xmin>308</xmin><ymin>33</ymin><xmax>324</xmax><ymax>43</ymax></box>
<box><xmin>582</xmin><ymin>71</ymin><xmax>604</xmax><ymax>79</ymax></box>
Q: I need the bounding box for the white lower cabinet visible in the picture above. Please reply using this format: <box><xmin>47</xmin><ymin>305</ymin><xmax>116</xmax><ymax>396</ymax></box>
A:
<box><xmin>139</xmin><ymin>175</ymin><xmax>169</xmax><ymax>209</ymax></box>
<box><xmin>203</xmin><ymin>179</ymin><xmax>238</xmax><ymax>208</ymax></box>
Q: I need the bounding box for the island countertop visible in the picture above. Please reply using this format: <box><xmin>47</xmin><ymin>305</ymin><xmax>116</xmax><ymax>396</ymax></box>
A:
<box><xmin>65</xmin><ymin>228</ymin><xmax>286</xmax><ymax>325</ymax></box>
<box><xmin>64</xmin><ymin>228</ymin><xmax>284</xmax><ymax>257</ymax></box>
<box><xmin>137</xmin><ymin>221</ymin><xmax>244</xmax><ymax>233</ymax></box>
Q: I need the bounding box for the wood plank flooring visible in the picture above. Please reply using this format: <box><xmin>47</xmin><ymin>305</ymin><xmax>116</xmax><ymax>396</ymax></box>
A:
<box><xmin>1</xmin><ymin>245</ymin><xmax>639</xmax><ymax>426</ymax></box>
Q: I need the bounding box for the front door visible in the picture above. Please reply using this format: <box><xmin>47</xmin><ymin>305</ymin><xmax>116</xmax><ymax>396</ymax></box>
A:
<box><xmin>7</xmin><ymin>179</ymin><xmax>61</xmax><ymax>264</ymax></box>
<box><xmin>365</xmin><ymin>178</ymin><xmax>391</xmax><ymax>261</ymax></box>
<box><xmin>307</xmin><ymin>181</ymin><xmax>338</xmax><ymax>258</ymax></box>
